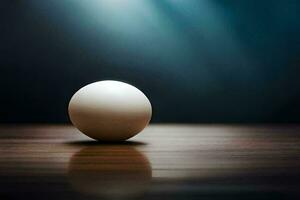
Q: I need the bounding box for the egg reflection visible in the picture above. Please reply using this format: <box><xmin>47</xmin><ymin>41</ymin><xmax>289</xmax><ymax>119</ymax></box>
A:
<box><xmin>68</xmin><ymin>145</ymin><xmax>152</xmax><ymax>199</ymax></box>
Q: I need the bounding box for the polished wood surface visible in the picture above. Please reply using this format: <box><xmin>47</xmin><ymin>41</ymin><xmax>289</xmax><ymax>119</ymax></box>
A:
<box><xmin>0</xmin><ymin>124</ymin><xmax>300</xmax><ymax>200</ymax></box>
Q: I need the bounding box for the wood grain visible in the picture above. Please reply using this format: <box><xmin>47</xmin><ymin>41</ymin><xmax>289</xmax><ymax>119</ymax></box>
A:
<box><xmin>0</xmin><ymin>124</ymin><xmax>299</xmax><ymax>200</ymax></box>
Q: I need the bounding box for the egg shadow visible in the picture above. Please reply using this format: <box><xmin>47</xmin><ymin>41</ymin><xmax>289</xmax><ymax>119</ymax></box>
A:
<box><xmin>65</xmin><ymin>140</ymin><xmax>147</xmax><ymax>146</ymax></box>
<box><xmin>67</xmin><ymin>144</ymin><xmax>152</xmax><ymax>200</ymax></box>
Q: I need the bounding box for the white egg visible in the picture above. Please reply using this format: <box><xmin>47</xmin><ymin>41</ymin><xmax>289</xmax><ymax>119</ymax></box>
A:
<box><xmin>68</xmin><ymin>80</ymin><xmax>152</xmax><ymax>141</ymax></box>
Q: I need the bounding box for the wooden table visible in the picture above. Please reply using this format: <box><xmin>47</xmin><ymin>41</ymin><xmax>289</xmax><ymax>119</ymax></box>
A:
<box><xmin>0</xmin><ymin>124</ymin><xmax>300</xmax><ymax>200</ymax></box>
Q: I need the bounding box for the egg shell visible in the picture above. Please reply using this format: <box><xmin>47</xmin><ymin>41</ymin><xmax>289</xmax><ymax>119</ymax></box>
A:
<box><xmin>68</xmin><ymin>80</ymin><xmax>152</xmax><ymax>141</ymax></box>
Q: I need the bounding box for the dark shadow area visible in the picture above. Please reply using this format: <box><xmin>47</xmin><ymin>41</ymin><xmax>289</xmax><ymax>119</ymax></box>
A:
<box><xmin>68</xmin><ymin>144</ymin><xmax>152</xmax><ymax>199</ymax></box>
<box><xmin>65</xmin><ymin>140</ymin><xmax>147</xmax><ymax>146</ymax></box>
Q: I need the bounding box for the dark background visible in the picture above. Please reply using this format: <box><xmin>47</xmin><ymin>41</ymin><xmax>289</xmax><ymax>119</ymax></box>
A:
<box><xmin>1</xmin><ymin>0</ymin><xmax>300</xmax><ymax>123</ymax></box>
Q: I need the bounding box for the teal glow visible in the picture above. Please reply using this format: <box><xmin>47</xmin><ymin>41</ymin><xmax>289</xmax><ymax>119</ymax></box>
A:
<box><xmin>28</xmin><ymin>0</ymin><xmax>300</xmax><ymax>122</ymax></box>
